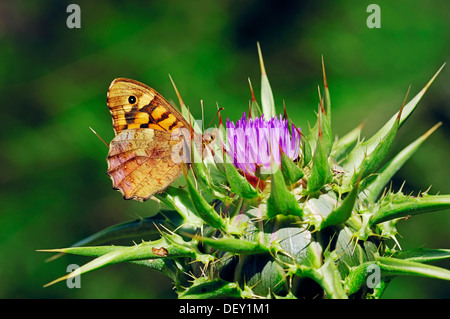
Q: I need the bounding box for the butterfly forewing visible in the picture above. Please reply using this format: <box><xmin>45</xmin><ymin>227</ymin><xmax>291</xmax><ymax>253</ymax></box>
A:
<box><xmin>107</xmin><ymin>78</ymin><xmax>188</xmax><ymax>135</ymax></box>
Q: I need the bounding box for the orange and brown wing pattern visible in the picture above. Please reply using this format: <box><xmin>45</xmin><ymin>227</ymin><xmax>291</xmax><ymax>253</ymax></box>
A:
<box><xmin>105</xmin><ymin>78</ymin><xmax>193</xmax><ymax>201</ymax></box>
<box><xmin>106</xmin><ymin>129</ymin><xmax>184</xmax><ymax>201</ymax></box>
<box><xmin>106</xmin><ymin>78</ymin><xmax>189</xmax><ymax>135</ymax></box>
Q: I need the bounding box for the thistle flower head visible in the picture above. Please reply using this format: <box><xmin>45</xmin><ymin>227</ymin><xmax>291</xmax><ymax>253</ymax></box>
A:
<box><xmin>225</xmin><ymin>112</ymin><xmax>301</xmax><ymax>176</ymax></box>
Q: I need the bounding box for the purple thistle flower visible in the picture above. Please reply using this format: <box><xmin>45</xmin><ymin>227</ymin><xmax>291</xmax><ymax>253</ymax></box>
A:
<box><xmin>225</xmin><ymin>112</ymin><xmax>301</xmax><ymax>176</ymax></box>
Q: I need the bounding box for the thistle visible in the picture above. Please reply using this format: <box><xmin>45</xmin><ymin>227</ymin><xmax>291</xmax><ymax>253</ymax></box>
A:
<box><xmin>41</xmin><ymin>47</ymin><xmax>450</xmax><ymax>299</ymax></box>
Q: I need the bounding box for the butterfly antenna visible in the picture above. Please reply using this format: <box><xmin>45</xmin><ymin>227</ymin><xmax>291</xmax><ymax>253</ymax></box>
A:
<box><xmin>89</xmin><ymin>127</ymin><xmax>108</xmax><ymax>147</ymax></box>
<box><xmin>207</xmin><ymin>105</ymin><xmax>224</xmax><ymax>129</ymax></box>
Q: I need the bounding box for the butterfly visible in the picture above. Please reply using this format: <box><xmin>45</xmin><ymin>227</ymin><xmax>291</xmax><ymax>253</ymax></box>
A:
<box><xmin>106</xmin><ymin>78</ymin><xmax>196</xmax><ymax>202</ymax></box>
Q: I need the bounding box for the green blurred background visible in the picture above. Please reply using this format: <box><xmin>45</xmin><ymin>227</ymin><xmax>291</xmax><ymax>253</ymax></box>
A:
<box><xmin>1</xmin><ymin>0</ymin><xmax>448</xmax><ymax>298</ymax></box>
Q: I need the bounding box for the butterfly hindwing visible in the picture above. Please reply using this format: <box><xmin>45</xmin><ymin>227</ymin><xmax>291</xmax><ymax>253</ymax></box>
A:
<box><xmin>106</xmin><ymin>129</ymin><xmax>184</xmax><ymax>201</ymax></box>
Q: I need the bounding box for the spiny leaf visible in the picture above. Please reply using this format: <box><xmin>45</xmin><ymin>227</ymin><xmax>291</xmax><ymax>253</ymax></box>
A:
<box><xmin>43</xmin><ymin>243</ymin><xmax>184</xmax><ymax>285</ymax></box>
<box><xmin>267</xmin><ymin>165</ymin><xmax>303</xmax><ymax>218</ymax></box>
<box><xmin>183</xmin><ymin>166</ymin><xmax>228</xmax><ymax>232</ymax></box>
<box><xmin>276</xmin><ymin>225</ymin><xmax>322</xmax><ymax>268</ymax></box>
<box><xmin>156</xmin><ymin>187</ymin><xmax>203</xmax><ymax>227</ymax></box>
<box><xmin>344</xmin><ymin>90</ymin><xmax>407</xmax><ymax>189</ymax></box>
<box><xmin>322</xmin><ymin>55</ymin><xmax>331</xmax><ymax>121</ymax></box>
<box><xmin>178</xmin><ymin>278</ymin><xmax>243</xmax><ymax>299</ymax></box>
<box><xmin>301</xmin><ymin>130</ymin><xmax>313</xmax><ymax>167</ymax></box>
<box><xmin>41</xmin><ymin>238</ymin><xmax>196</xmax><ymax>287</ymax></box>
<box><xmin>349</xmin><ymin>108</ymin><xmax>399</xmax><ymax>187</ymax></box>
<box><xmin>305</xmin><ymin>58</ymin><xmax>332</xmax><ymax>155</ymax></box>
<box><xmin>363</xmin><ymin>122</ymin><xmax>442</xmax><ymax>202</ymax></box>
<box><xmin>39</xmin><ymin>245</ymin><xmax>126</xmax><ymax>257</ymax></box>
<box><xmin>307</xmin><ymin>121</ymin><xmax>332</xmax><ymax>194</ymax></box>
<box><xmin>197</xmin><ymin>235</ymin><xmax>269</xmax><ymax>255</ymax></box>
<box><xmin>257</xmin><ymin>42</ymin><xmax>276</xmax><ymax>119</ymax></box>
<box><xmin>377</xmin><ymin>256</ymin><xmax>450</xmax><ymax>280</ymax></box>
<box><xmin>370</xmin><ymin>194</ymin><xmax>450</xmax><ymax>225</ymax></box>
<box><xmin>345</xmin><ymin>256</ymin><xmax>450</xmax><ymax>295</ymax></box>
<box><xmin>291</xmin><ymin>252</ymin><xmax>348</xmax><ymax>299</ymax></box>
<box><xmin>280</xmin><ymin>148</ymin><xmax>304</xmax><ymax>185</ymax></box>
<box><xmin>319</xmin><ymin>179</ymin><xmax>359</xmax><ymax>230</ymax></box>
<box><xmin>391</xmin><ymin>248</ymin><xmax>450</xmax><ymax>263</ymax></box>
<box><xmin>318</xmin><ymin>87</ymin><xmax>333</xmax><ymax>158</ymax></box>
<box><xmin>375</xmin><ymin>63</ymin><xmax>445</xmax><ymax>141</ymax></box>
<box><xmin>248</xmin><ymin>78</ymin><xmax>263</xmax><ymax>119</ymax></box>
<box><xmin>131</xmin><ymin>258</ymin><xmax>184</xmax><ymax>288</ymax></box>
<box><xmin>235</xmin><ymin>254</ymin><xmax>287</xmax><ymax>296</ymax></box>
<box><xmin>223</xmin><ymin>160</ymin><xmax>258</xmax><ymax>199</ymax></box>
<box><xmin>191</xmin><ymin>138</ymin><xmax>230</xmax><ymax>201</ymax></box>
<box><xmin>343</xmin><ymin>64</ymin><xmax>445</xmax><ymax>177</ymax></box>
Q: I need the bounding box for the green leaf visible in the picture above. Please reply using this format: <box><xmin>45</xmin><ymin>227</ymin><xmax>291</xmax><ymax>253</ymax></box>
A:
<box><xmin>276</xmin><ymin>225</ymin><xmax>322</xmax><ymax>268</ymax></box>
<box><xmin>343</xmin><ymin>262</ymin><xmax>371</xmax><ymax>295</ymax></box>
<box><xmin>370</xmin><ymin>64</ymin><xmax>445</xmax><ymax>148</ymax></box>
<box><xmin>321</xmin><ymin>56</ymin><xmax>331</xmax><ymax>121</ymax></box>
<box><xmin>248</xmin><ymin>78</ymin><xmax>263</xmax><ymax>119</ymax></box>
<box><xmin>257</xmin><ymin>42</ymin><xmax>276</xmax><ymax>119</ymax></box>
<box><xmin>344</xmin><ymin>256</ymin><xmax>450</xmax><ymax>295</ymax></box>
<box><xmin>184</xmin><ymin>169</ymin><xmax>228</xmax><ymax>232</ymax></box>
<box><xmin>234</xmin><ymin>254</ymin><xmax>287</xmax><ymax>296</ymax></box>
<box><xmin>191</xmin><ymin>144</ymin><xmax>230</xmax><ymax>202</ymax></box>
<box><xmin>41</xmin><ymin>237</ymin><xmax>196</xmax><ymax>287</ymax></box>
<box><xmin>316</xmin><ymin>254</ymin><xmax>348</xmax><ymax>299</ymax></box>
<box><xmin>178</xmin><ymin>278</ymin><xmax>243</xmax><ymax>299</ymax></box>
<box><xmin>304</xmin><ymin>98</ymin><xmax>332</xmax><ymax>160</ymax></box>
<box><xmin>348</xmin><ymin>112</ymin><xmax>399</xmax><ymax>187</ymax></box>
<box><xmin>318</xmin><ymin>91</ymin><xmax>333</xmax><ymax>158</ymax></box>
<box><xmin>267</xmin><ymin>166</ymin><xmax>303</xmax><ymax>218</ymax></box>
<box><xmin>40</xmin><ymin>245</ymin><xmax>126</xmax><ymax>257</ymax></box>
<box><xmin>320</xmin><ymin>180</ymin><xmax>359</xmax><ymax>230</ymax></box>
<box><xmin>198</xmin><ymin>235</ymin><xmax>269</xmax><ymax>255</ymax></box>
<box><xmin>392</xmin><ymin>248</ymin><xmax>450</xmax><ymax>263</ymax></box>
<box><xmin>370</xmin><ymin>194</ymin><xmax>450</xmax><ymax>225</ymax></box>
<box><xmin>130</xmin><ymin>258</ymin><xmax>185</xmax><ymax>288</ymax></box>
<box><xmin>44</xmin><ymin>243</ymin><xmax>185</xmax><ymax>286</ymax></box>
<box><xmin>307</xmin><ymin>128</ymin><xmax>332</xmax><ymax>194</ymax></box>
<box><xmin>280</xmin><ymin>150</ymin><xmax>304</xmax><ymax>185</ymax></box>
<box><xmin>223</xmin><ymin>161</ymin><xmax>258</xmax><ymax>199</ymax></box>
<box><xmin>342</xmin><ymin>64</ymin><xmax>445</xmax><ymax>181</ymax></box>
<box><xmin>335</xmin><ymin>227</ymin><xmax>366</xmax><ymax>279</ymax></box>
<box><xmin>301</xmin><ymin>131</ymin><xmax>313</xmax><ymax>167</ymax></box>
<box><xmin>363</xmin><ymin>122</ymin><xmax>442</xmax><ymax>202</ymax></box>
<box><xmin>156</xmin><ymin>187</ymin><xmax>203</xmax><ymax>227</ymax></box>
<box><xmin>377</xmin><ymin>256</ymin><xmax>450</xmax><ymax>280</ymax></box>
<box><xmin>292</xmin><ymin>252</ymin><xmax>348</xmax><ymax>299</ymax></box>
<box><xmin>304</xmin><ymin>193</ymin><xmax>336</xmax><ymax>227</ymax></box>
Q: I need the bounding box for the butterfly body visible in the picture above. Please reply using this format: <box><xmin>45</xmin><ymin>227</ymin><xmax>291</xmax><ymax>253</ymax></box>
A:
<box><xmin>106</xmin><ymin>78</ymin><xmax>190</xmax><ymax>201</ymax></box>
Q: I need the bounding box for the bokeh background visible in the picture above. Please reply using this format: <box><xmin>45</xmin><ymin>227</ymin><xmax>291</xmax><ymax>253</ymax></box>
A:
<box><xmin>1</xmin><ymin>0</ymin><xmax>449</xmax><ymax>298</ymax></box>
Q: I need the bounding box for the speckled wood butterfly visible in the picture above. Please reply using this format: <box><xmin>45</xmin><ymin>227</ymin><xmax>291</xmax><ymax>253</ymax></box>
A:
<box><xmin>106</xmin><ymin>78</ymin><xmax>194</xmax><ymax>202</ymax></box>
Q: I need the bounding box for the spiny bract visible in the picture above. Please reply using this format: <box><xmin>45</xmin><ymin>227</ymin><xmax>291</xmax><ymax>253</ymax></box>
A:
<box><xmin>42</xmin><ymin>47</ymin><xmax>450</xmax><ymax>299</ymax></box>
